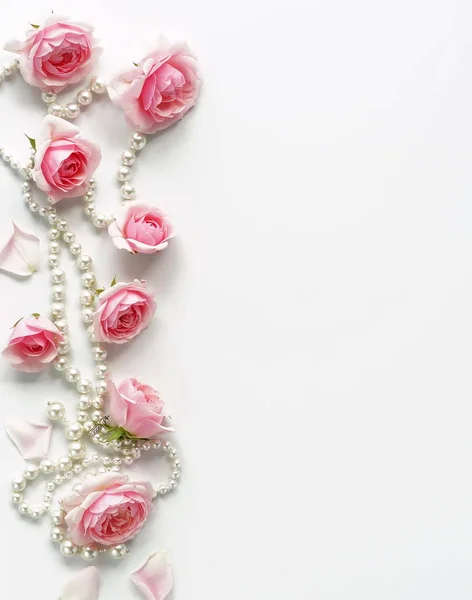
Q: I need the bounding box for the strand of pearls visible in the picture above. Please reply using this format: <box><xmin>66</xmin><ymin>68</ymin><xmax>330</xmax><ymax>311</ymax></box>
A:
<box><xmin>41</xmin><ymin>76</ymin><xmax>107</xmax><ymax>119</ymax></box>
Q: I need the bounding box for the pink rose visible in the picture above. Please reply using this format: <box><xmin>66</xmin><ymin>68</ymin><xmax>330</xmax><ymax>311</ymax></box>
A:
<box><xmin>108</xmin><ymin>39</ymin><xmax>201</xmax><ymax>134</ymax></box>
<box><xmin>93</xmin><ymin>280</ymin><xmax>157</xmax><ymax>344</ymax></box>
<box><xmin>109</xmin><ymin>203</ymin><xmax>175</xmax><ymax>254</ymax></box>
<box><xmin>108</xmin><ymin>378</ymin><xmax>175</xmax><ymax>439</ymax></box>
<box><xmin>33</xmin><ymin>115</ymin><xmax>101</xmax><ymax>203</ymax></box>
<box><xmin>4</xmin><ymin>16</ymin><xmax>100</xmax><ymax>93</ymax></box>
<box><xmin>2</xmin><ymin>314</ymin><xmax>64</xmax><ymax>373</ymax></box>
<box><xmin>62</xmin><ymin>472</ymin><xmax>154</xmax><ymax>546</ymax></box>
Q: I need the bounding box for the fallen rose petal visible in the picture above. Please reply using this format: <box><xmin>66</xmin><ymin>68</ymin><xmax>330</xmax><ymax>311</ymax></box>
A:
<box><xmin>130</xmin><ymin>549</ymin><xmax>173</xmax><ymax>600</ymax></box>
<box><xmin>5</xmin><ymin>417</ymin><xmax>52</xmax><ymax>460</ymax></box>
<box><xmin>0</xmin><ymin>221</ymin><xmax>40</xmax><ymax>276</ymax></box>
<box><xmin>59</xmin><ymin>566</ymin><xmax>100</xmax><ymax>600</ymax></box>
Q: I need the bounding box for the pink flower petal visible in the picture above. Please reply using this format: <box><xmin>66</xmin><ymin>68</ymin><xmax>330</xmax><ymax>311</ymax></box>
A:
<box><xmin>130</xmin><ymin>549</ymin><xmax>173</xmax><ymax>600</ymax></box>
<box><xmin>59</xmin><ymin>566</ymin><xmax>100</xmax><ymax>600</ymax></box>
<box><xmin>5</xmin><ymin>417</ymin><xmax>52</xmax><ymax>460</ymax></box>
<box><xmin>0</xmin><ymin>221</ymin><xmax>40</xmax><ymax>277</ymax></box>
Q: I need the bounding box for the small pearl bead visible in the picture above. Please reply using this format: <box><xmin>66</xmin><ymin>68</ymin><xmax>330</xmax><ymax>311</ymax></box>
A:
<box><xmin>42</xmin><ymin>92</ymin><xmax>57</xmax><ymax>104</ymax></box>
<box><xmin>64</xmin><ymin>102</ymin><xmax>80</xmax><ymax>119</ymax></box>
<box><xmin>23</xmin><ymin>192</ymin><xmax>32</xmax><ymax>203</ymax></box>
<box><xmin>90</xmin><ymin>76</ymin><xmax>107</xmax><ymax>94</ymax></box>
<box><xmin>113</xmin><ymin>457</ymin><xmax>122</xmax><ymax>466</ymax></box>
<box><xmin>84</xmin><ymin>189</ymin><xmax>95</xmax><ymax>202</ymax></box>
<box><xmin>158</xmin><ymin>485</ymin><xmax>169</xmax><ymax>495</ymax></box>
<box><xmin>69</xmin><ymin>242</ymin><xmax>82</xmax><ymax>255</ymax></box>
<box><xmin>50</xmin><ymin>302</ymin><xmax>65</xmax><ymax>318</ymax></box>
<box><xmin>21</xmin><ymin>182</ymin><xmax>31</xmax><ymax>193</ymax></box>
<box><xmin>48</xmin><ymin>103</ymin><xmax>63</xmax><ymax>117</ymax></box>
<box><xmin>110</xmin><ymin>544</ymin><xmax>128</xmax><ymax>559</ymax></box>
<box><xmin>123</xmin><ymin>456</ymin><xmax>133</xmax><ymax>466</ymax></box>
<box><xmin>96</xmin><ymin>380</ymin><xmax>107</xmax><ymax>396</ymax></box>
<box><xmin>46</xmin><ymin>481</ymin><xmax>56</xmax><ymax>491</ymax></box>
<box><xmin>47</xmin><ymin>401</ymin><xmax>65</xmax><ymax>419</ymax></box>
<box><xmin>171</xmin><ymin>469</ymin><xmax>180</xmax><ymax>480</ymax></box>
<box><xmin>63</xmin><ymin>231</ymin><xmax>75</xmax><ymax>244</ymax></box>
<box><xmin>92</xmin><ymin>396</ymin><xmax>104</xmax><ymax>409</ymax></box>
<box><xmin>92</xmin><ymin>410</ymin><xmax>104</xmax><ymax>423</ymax></box>
<box><xmin>77</xmin><ymin>410</ymin><xmax>88</xmax><ymax>423</ymax></box>
<box><xmin>57</xmin><ymin>456</ymin><xmax>73</xmax><ymax>472</ymax></box>
<box><xmin>12</xmin><ymin>493</ymin><xmax>23</xmax><ymax>506</ymax></box>
<box><xmin>54</xmin><ymin>319</ymin><xmax>68</xmax><ymax>333</ymax></box>
<box><xmin>130</xmin><ymin>132</ymin><xmax>147</xmax><ymax>151</ymax></box>
<box><xmin>57</xmin><ymin>219</ymin><xmax>68</xmax><ymax>232</ymax></box>
<box><xmin>18</xmin><ymin>503</ymin><xmax>29</xmax><ymax>515</ymax></box>
<box><xmin>77</xmin><ymin>254</ymin><xmax>93</xmax><ymax>270</ymax></box>
<box><xmin>51</xmin><ymin>268</ymin><xmax>65</xmax><ymax>283</ymax></box>
<box><xmin>29</xmin><ymin>506</ymin><xmax>44</xmax><ymax>519</ymax></box>
<box><xmin>117</xmin><ymin>166</ymin><xmax>131</xmax><ymax>181</ymax></box>
<box><xmin>60</xmin><ymin>541</ymin><xmax>78</xmax><ymax>556</ymax></box>
<box><xmin>80</xmin><ymin>290</ymin><xmax>95</xmax><ymax>306</ymax></box>
<box><xmin>92</xmin><ymin>346</ymin><xmax>107</xmax><ymax>361</ymax></box>
<box><xmin>54</xmin><ymin>474</ymin><xmax>64</xmax><ymax>485</ymax></box>
<box><xmin>87</xmin><ymin>325</ymin><xmax>98</xmax><ymax>341</ymax></box>
<box><xmin>48</xmin><ymin>241</ymin><xmax>60</xmax><ymax>254</ymax></box>
<box><xmin>47</xmin><ymin>255</ymin><xmax>60</xmax><ymax>268</ymax></box>
<box><xmin>77</xmin><ymin>378</ymin><xmax>93</xmax><ymax>394</ymax></box>
<box><xmin>84</xmin><ymin>203</ymin><xmax>96</xmax><ymax>216</ymax></box>
<box><xmin>66</xmin><ymin>421</ymin><xmax>84</xmax><ymax>440</ymax></box>
<box><xmin>95</xmin><ymin>363</ymin><xmax>108</xmax><ymax>378</ymax></box>
<box><xmin>82</xmin><ymin>546</ymin><xmax>98</xmax><ymax>560</ymax></box>
<box><xmin>73</xmin><ymin>464</ymin><xmax>83</xmax><ymax>474</ymax></box>
<box><xmin>53</xmin><ymin>356</ymin><xmax>68</xmax><ymax>372</ymax></box>
<box><xmin>92</xmin><ymin>453</ymin><xmax>101</xmax><ymax>464</ymax></box>
<box><xmin>57</xmin><ymin>337</ymin><xmax>70</xmax><ymax>355</ymax></box>
<box><xmin>168</xmin><ymin>479</ymin><xmax>177</xmax><ymax>490</ymax></box>
<box><xmin>81</xmin><ymin>457</ymin><xmax>91</xmax><ymax>468</ymax></box>
<box><xmin>51</xmin><ymin>509</ymin><xmax>64</xmax><ymax>525</ymax></box>
<box><xmin>52</xmin><ymin>284</ymin><xmax>65</xmax><ymax>301</ymax></box>
<box><xmin>39</xmin><ymin>207</ymin><xmax>48</xmax><ymax>218</ymax></box>
<box><xmin>51</xmin><ymin>527</ymin><xmax>64</xmax><ymax>542</ymax></box>
<box><xmin>44</xmin><ymin>491</ymin><xmax>53</xmax><ymax>503</ymax></box>
<box><xmin>12</xmin><ymin>477</ymin><xmax>26</xmax><ymax>492</ymax></box>
<box><xmin>92</xmin><ymin>213</ymin><xmax>109</xmax><ymax>228</ymax></box>
<box><xmin>81</xmin><ymin>308</ymin><xmax>94</xmax><ymax>324</ymax></box>
<box><xmin>77</xmin><ymin>395</ymin><xmax>92</xmax><ymax>410</ymax></box>
<box><xmin>49</xmin><ymin>228</ymin><xmax>60</xmax><ymax>240</ymax></box>
<box><xmin>69</xmin><ymin>441</ymin><xmax>86</xmax><ymax>460</ymax></box>
<box><xmin>40</xmin><ymin>459</ymin><xmax>55</xmax><ymax>475</ymax></box>
<box><xmin>24</xmin><ymin>464</ymin><xmax>39</xmax><ymax>480</ymax></box>
<box><xmin>120</xmin><ymin>183</ymin><xmax>136</xmax><ymax>200</ymax></box>
<box><xmin>81</xmin><ymin>272</ymin><xmax>96</xmax><ymax>288</ymax></box>
<box><xmin>122</xmin><ymin>150</ymin><xmax>136</xmax><ymax>166</ymax></box>
<box><xmin>48</xmin><ymin>216</ymin><xmax>58</xmax><ymax>228</ymax></box>
<box><xmin>83</xmin><ymin>420</ymin><xmax>95</xmax><ymax>433</ymax></box>
<box><xmin>65</xmin><ymin>367</ymin><xmax>80</xmax><ymax>383</ymax></box>
<box><xmin>77</xmin><ymin>89</ymin><xmax>93</xmax><ymax>105</ymax></box>
<box><xmin>29</xmin><ymin>202</ymin><xmax>40</xmax><ymax>212</ymax></box>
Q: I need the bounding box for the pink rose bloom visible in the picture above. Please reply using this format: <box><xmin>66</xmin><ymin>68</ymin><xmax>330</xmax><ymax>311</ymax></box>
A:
<box><xmin>93</xmin><ymin>280</ymin><xmax>157</xmax><ymax>344</ymax></box>
<box><xmin>108</xmin><ymin>378</ymin><xmax>175</xmax><ymax>439</ymax></box>
<box><xmin>33</xmin><ymin>115</ymin><xmax>101</xmax><ymax>203</ymax></box>
<box><xmin>108</xmin><ymin>39</ymin><xmax>201</xmax><ymax>134</ymax></box>
<box><xmin>109</xmin><ymin>203</ymin><xmax>175</xmax><ymax>254</ymax></box>
<box><xmin>2</xmin><ymin>315</ymin><xmax>64</xmax><ymax>373</ymax></box>
<box><xmin>62</xmin><ymin>472</ymin><xmax>154</xmax><ymax>546</ymax></box>
<box><xmin>4</xmin><ymin>16</ymin><xmax>100</xmax><ymax>93</ymax></box>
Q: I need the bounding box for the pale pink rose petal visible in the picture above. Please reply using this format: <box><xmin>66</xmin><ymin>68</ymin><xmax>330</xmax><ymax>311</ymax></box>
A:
<box><xmin>5</xmin><ymin>417</ymin><xmax>52</xmax><ymax>460</ymax></box>
<box><xmin>130</xmin><ymin>549</ymin><xmax>174</xmax><ymax>600</ymax></box>
<box><xmin>59</xmin><ymin>566</ymin><xmax>100</xmax><ymax>600</ymax></box>
<box><xmin>0</xmin><ymin>221</ymin><xmax>40</xmax><ymax>276</ymax></box>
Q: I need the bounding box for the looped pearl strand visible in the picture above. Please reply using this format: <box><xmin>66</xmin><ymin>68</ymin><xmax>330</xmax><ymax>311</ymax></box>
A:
<box><xmin>41</xmin><ymin>76</ymin><xmax>107</xmax><ymax>120</ymax></box>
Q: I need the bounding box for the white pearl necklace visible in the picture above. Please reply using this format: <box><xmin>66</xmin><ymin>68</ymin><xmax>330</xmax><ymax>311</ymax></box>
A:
<box><xmin>1</xmin><ymin>64</ymin><xmax>180</xmax><ymax>560</ymax></box>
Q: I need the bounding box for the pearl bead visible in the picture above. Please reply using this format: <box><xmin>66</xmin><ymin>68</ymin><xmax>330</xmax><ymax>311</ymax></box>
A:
<box><xmin>12</xmin><ymin>492</ymin><xmax>23</xmax><ymax>504</ymax></box>
<box><xmin>80</xmin><ymin>290</ymin><xmax>95</xmax><ymax>306</ymax></box>
<box><xmin>120</xmin><ymin>183</ymin><xmax>136</xmax><ymax>200</ymax></box>
<box><xmin>90</xmin><ymin>76</ymin><xmax>107</xmax><ymax>94</ymax></box>
<box><xmin>57</xmin><ymin>456</ymin><xmax>73</xmax><ymax>472</ymax></box>
<box><xmin>47</xmin><ymin>401</ymin><xmax>65</xmax><ymax>420</ymax></box>
<box><xmin>69</xmin><ymin>441</ymin><xmax>86</xmax><ymax>460</ymax></box>
<box><xmin>64</xmin><ymin>102</ymin><xmax>80</xmax><ymax>119</ymax></box>
<box><xmin>66</xmin><ymin>421</ymin><xmax>84</xmax><ymax>440</ymax></box>
<box><xmin>24</xmin><ymin>464</ymin><xmax>39</xmax><ymax>480</ymax></box>
<box><xmin>65</xmin><ymin>367</ymin><xmax>81</xmax><ymax>383</ymax></box>
<box><xmin>110</xmin><ymin>544</ymin><xmax>128</xmax><ymax>559</ymax></box>
<box><xmin>52</xmin><ymin>284</ymin><xmax>66</xmax><ymax>301</ymax></box>
<box><xmin>123</xmin><ymin>456</ymin><xmax>133</xmax><ymax>466</ymax></box>
<box><xmin>42</xmin><ymin>92</ymin><xmax>57</xmax><ymax>104</ymax></box>
<box><xmin>48</xmin><ymin>241</ymin><xmax>60</xmax><ymax>254</ymax></box>
<box><xmin>73</xmin><ymin>464</ymin><xmax>83</xmax><ymax>474</ymax></box>
<box><xmin>46</xmin><ymin>481</ymin><xmax>56</xmax><ymax>491</ymax></box>
<box><xmin>92</xmin><ymin>213</ymin><xmax>109</xmax><ymax>228</ymax></box>
<box><xmin>171</xmin><ymin>469</ymin><xmax>180</xmax><ymax>480</ymax></box>
<box><xmin>158</xmin><ymin>485</ymin><xmax>169</xmax><ymax>495</ymax></box>
<box><xmin>47</xmin><ymin>254</ymin><xmax>60</xmax><ymax>268</ymax></box>
<box><xmin>22</xmin><ymin>193</ymin><xmax>32</xmax><ymax>204</ymax></box>
<box><xmin>77</xmin><ymin>89</ymin><xmax>93</xmax><ymax>105</ymax></box>
<box><xmin>53</xmin><ymin>356</ymin><xmax>68</xmax><ymax>372</ymax></box>
<box><xmin>77</xmin><ymin>378</ymin><xmax>93</xmax><ymax>394</ymax></box>
<box><xmin>12</xmin><ymin>476</ymin><xmax>27</xmax><ymax>493</ymax></box>
<box><xmin>63</xmin><ymin>231</ymin><xmax>75</xmax><ymax>244</ymax></box>
<box><xmin>69</xmin><ymin>242</ymin><xmax>82</xmax><ymax>255</ymax></box>
<box><xmin>81</xmin><ymin>272</ymin><xmax>96</xmax><ymax>288</ymax></box>
<box><xmin>49</xmin><ymin>228</ymin><xmax>60</xmax><ymax>240</ymax></box>
<box><xmin>89</xmin><ymin>177</ymin><xmax>96</xmax><ymax>189</ymax></box>
<box><xmin>81</xmin><ymin>308</ymin><xmax>94</xmax><ymax>324</ymax></box>
<box><xmin>87</xmin><ymin>325</ymin><xmax>98</xmax><ymax>342</ymax></box>
<box><xmin>51</xmin><ymin>268</ymin><xmax>65</xmax><ymax>283</ymax></box>
<box><xmin>54</xmin><ymin>474</ymin><xmax>64</xmax><ymax>484</ymax></box>
<box><xmin>168</xmin><ymin>479</ymin><xmax>177</xmax><ymax>490</ymax></box>
<box><xmin>173</xmin><ymin>459</ymin><xmax>181</xmax><ymax>468</ymax></box>
<box><xmin>51</xmin><ymin>527</ymin><xmax>64</xmax><ymax>542</ymax></box>
<box><xmin>57</xmin><ymin>219</ymin><xmax>68</xmax><ymax>232</ymax></box>
<box><xmin>92</xmin><ymin>396</ymin><xmax>104</xmax><ymax>409</ymax></box>
<box><xmin>122</xmin><ymin>150</ymin><xmax>136</xmax><ymax>166</ymax></box>
<box><xmin>82</xmin><ymin>546</ymin><xmax>98</xmax><ymax>560</ymax></box>
<box><xmin>84</xmin><ymin>189</ymin><xmax>95</xmax><ymax>202</ymax></box>
<box><xmin>40</xmin><ymin>459</ymin><xmax>55</xmax><ymax>475</ymax></box>
<box><xmin>18</xmin><ymin>503</ymin><xmax>29</xmax><ymax>515</ymax></box>
<box><xmin>77</xmin><ymin>410</ymin><xmax>88</xmax><ymax>423</ymax></box>
<box><xmin>58</xmin><ymin>337</ymin><xmax>70</xmax><ymax>355</ymax></box>
<box><xmin>95</xmin><ymin>363</ymin><xmax>108</xmax><ymax>378</ymax></box>
<box><xmin>50</xmin><ymin>302</ymin><xmax>65</xmax><ymax>318</ymax></box>
<box><xmin>84</xmin><ymin>203</ymin><xmax>96</xmax><ymax>216</ymax></box>
<box><xmin>50</xmin><ymin>509</ymin><xmax>64</xmax><ymax>525</ymax></box>
<box><xmin>48</xmin><ymin>103</ymin><xmax>63</xmax><ymax>117</ymax></box>
<box><xmin>29</xmin><ymin>201</ymin><xmax>40</xmax><ymax>212</ymax></box>
<box><xmin>96</xmin><ymin>380</ymin><xmax>107</xmax><ymax>396</ymax></box>
<box><xmin>44</xmin><ymin>491</ymin><xmax>53</xmax><ymax>503</ymax></box>
<box><xmin>29</xmin><ymin>506</ymin><xmax>44</xmax><ymax>519</ymax></box>
<box><xmin>92</xmin><ymin>346</ymin><xmax>107</xmax><ymax>361</ymax></box>
<box><xmin>91</xmin><ymin>410</ymin><xmax>104</xmax><ymax>423</ymax></box>
<box><xmin>54</xmin><ymin>319</ymin><xmax>68</xmax><ymax>333</ymax></box>
<box><xmin>77</xmin><ymin>254</ymin><xmax>92</xmax><ymax>270</ymax></box>
<box><xmin>117</xmin><ymin>166</ymin><xmax>131</xmax><ymax>181</ymax></box>
<box><xmin>39</xmin><ymin>207</ymin><xmax>48</xmax><ymax>218</ymax></box>
<box><xmin>130</xmin><ymin>132</ymin><xmax>147</xmax><ymax>151</ymax></box>
<box><xmin>113</xmin><ymin>457</ymin><xmax>122</xmax><ymax>466</ymax></box>
<box><xmin>77</xmin><ymin>395</ymin><xmax>92</xmax><ymax>410</ymax></box>
<box><xmin>60</xmin><ymin>540</ymin><xmax>78</xmax><ymax>556</ymax></box>
<box><xmin>48</xmin><ymin>213</ymin><xmax>58</xmax><ymax>225</ymax></box>
<box><xmin>84</xmin><ymin>420</ymin><xmax>95</xmax><ymax>433</ymax></box>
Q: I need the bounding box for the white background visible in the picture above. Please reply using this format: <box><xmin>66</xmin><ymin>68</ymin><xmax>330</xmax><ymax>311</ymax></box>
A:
<box><xmin>0</xmin><ymin>0</ymin><xmax>471</xmax><ymax>598</ymax></box>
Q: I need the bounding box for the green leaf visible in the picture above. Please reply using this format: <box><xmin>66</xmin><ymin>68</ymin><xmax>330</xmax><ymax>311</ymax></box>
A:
<box><xmin>31</xmin><ymin>313</ymin><xmax>40</xmax><ymax>318</ymax></box>
<box><xmin>107</xmin><ymin>427</ymin><xmax>126</xmax><ymax>442</ymax></box>
<box><xmin>25</xmin><ymin>134</ymin><xmax>36</xmax><ymax>152</ymax></box>
<box><xmin>95</xmin><ymin>288</ymin><xmax>105</xmax><ymax>296</ymax></box>
<box><xmin>133</xmin><ymin>61</ymin><xmax>139</xmax><ymax>67</ymax></box>
<box><xmin>29</xmin><ymin>23</ymin><xmax>40</xmax><ymax>29</ymax></box>
<box><xmin>110</xmin><ymin>276</ymin><xmax>117</xmax><ymax>287</ymax></box>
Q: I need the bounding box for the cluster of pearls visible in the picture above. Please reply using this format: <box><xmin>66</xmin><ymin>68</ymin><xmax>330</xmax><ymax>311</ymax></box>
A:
<box><xmin>0</xmin><ymin>59</ymin><xmax>19</xmax><ymax>82</ymax></box>
<box><xmin>41</xmin><ymin>76</ymin><xmax>107</xmax><ymax>120</ymax></box>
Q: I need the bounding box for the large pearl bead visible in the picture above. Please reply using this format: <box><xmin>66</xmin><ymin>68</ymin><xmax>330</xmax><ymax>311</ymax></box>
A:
<box><xmin>24</xmin><ymin>463</ymin><xmax>39</xmax><ymax>480</ymax></box>
<box><xmin>110</xmin><ymin>544</ymin><xmax>128</xmax><ymax>559</ymax></box>
<box><xmin>77</xmin><ymin>395</ymin><xmax>92</xmax><ymax>410</ymax></box>
<box><xmin>40</xmin><ymin>459</ymin><xmax>55</xmax><ymax>475</ymax></box>
<box><xmin>65</xmin><ymin>367</ymin><xmax>81</xmax><ymax>383</ymax></box>
<box><xmin>51</xmin><ymin>268</ymin><xmax>65</xmax><ymax>283</ymax></box>
<box><xmin>54</xmin><ymin>356</ymin><xmax>68</xmax><ymax>372</ymax></box>
<box><xmin>60</xmin><ymin>540</ymin><xmax>78</xmax><ymax>556</ymax></box>
<box><xmin>130</xmin><ymin>132</ymin><xmax>147</xmax><ymax>151</ymax></box>
<box><xmin>81</xmin><ymin>546</ymin><xmax>98</xmax><ymax>560</ymax></box>
<box><xmin>51</xmin><ymin>526</ymin><xmax>64</xmax><ymax>542</ymax></box>
<box><xmin>90</xmin><ymin>76</ymin><xmax>107</xmax><ymax>94</ymax></box>
<box><xmin>81</xmin><ymin>272</ymin><xmax>96</xmax><ymax>288</ymax></box>
<box><xmin>66</xmin><ymin>421</ymin><xmax>84</xmax><ymax>441</ymax></box>
<box><xmin>120</xmin><ymin>183</ymin><xmax>136</xmax><ymax>200</ymax></box>
<box><xmin>12</xmin><ymin>476</ymin><xmax>26</xmax><ymax>492</ymax></box>
<box><xmin>51</xmin><ymin>509</ymin><xmax>65</xmax><ymax>525</ymax></box>
<box><xmin>12</xmin><ymin>492</ymin><xmax>23</xmax><ymax>504</ymax></box>
<box><xmin>64</xmin><ymin>102</ymin><xmax>80</xmax><ymax>119</ymax></box>
<box><xmin>117</xmin><ymin>166</ymin><xmax>131</xmax><ymax>181</ymax></box>
<box><xmin>57</xmin><ymin>456</ymin><xmax>73</xmax><ymax>472</ymax></box>
<box><xmin>80</xmin><ymin>290</ymin><xmax>95</xmax><ymax>307</ymax></box>
<box><xmin>77</xmin><ymin>254</ymin><xmax>93</xmax><ymax>270</ymax></box>
<box><xmin>68</xmin><ymin>441</ymin><xmax>86</xmax><ymax>460</ymax></box>
<box><xmin>77</xmin><ymin>89</ymin><xmax>93</xmax><ymax>105</ymax></box>
<box><xmin>52</xmin><ymin>284</ymin><xmax>66</xmax><ymax>301</ymax></box>
<box><xmin>121</xmin><ymin>150</ymin><xmax>136</xmax><ymax>166</ymax></box>
<box><xmin>77</xmin><ymin>378</ymin><xmax>93</xmax><ymax>394</ymax></box>
<box><xmin>29</xmin><ymin>506</ymin><xmax>44</xmax><ymax>519</ymax></box>
<box><xmin>92</xmin><ymin>346</ymin><xmax>107</xmax><ymax>361</ymax></box>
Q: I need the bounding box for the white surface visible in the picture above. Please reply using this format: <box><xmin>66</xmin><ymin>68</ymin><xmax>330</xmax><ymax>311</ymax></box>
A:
<box><xmin>0</xmin><ymin>0</ymin><xmax>471</xmax><ymax>598</ymax></box>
